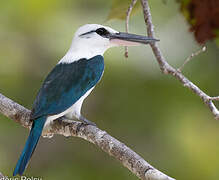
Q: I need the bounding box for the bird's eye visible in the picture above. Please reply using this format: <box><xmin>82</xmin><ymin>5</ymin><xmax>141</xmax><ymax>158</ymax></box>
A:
<box><xmin>95</xmin><ymin>28</ymin><xmax>109</xmax><ymax>36</ymax></box>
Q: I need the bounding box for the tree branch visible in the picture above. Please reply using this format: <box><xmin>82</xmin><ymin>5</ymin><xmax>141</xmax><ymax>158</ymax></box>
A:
<box><xmin>125</xmin><ymin>0</ymin><xmax>138</xmax><ymax>58</ymax></box>
<box><xmin>0</xmin><ymin>93</ymin><xmax>174</xmax><ymax>180</ymax></box>
<box><xmin>140</xmin><ymin>0</ymin><xmax>219</xmax><ymax>120</ymax></box>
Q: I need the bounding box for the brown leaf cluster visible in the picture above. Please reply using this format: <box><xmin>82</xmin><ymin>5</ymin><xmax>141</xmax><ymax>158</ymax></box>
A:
<box><xmin>183</xmin><ymin>0</ymin><xmax>219</xmax><ymax>44</ymax></box>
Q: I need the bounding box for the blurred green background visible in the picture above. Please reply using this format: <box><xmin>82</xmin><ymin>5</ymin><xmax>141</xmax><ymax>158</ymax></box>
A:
<box><xmin>0</xmin><ymin>0</ymin><xmax>219</xmax><ymax>179</ymax></box>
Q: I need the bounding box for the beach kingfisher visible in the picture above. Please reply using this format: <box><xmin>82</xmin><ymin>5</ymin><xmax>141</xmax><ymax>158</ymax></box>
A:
<box><xmin>13</xmin><ymin>24</ymin><xmax>158</xmax><ymax>176</ymax></box>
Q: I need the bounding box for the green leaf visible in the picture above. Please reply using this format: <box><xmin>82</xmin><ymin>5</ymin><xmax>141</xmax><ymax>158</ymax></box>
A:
<box><xmin>107</xmin><ymin>0</ymin><xmax>141</xmax><ymax>20</ymax></box>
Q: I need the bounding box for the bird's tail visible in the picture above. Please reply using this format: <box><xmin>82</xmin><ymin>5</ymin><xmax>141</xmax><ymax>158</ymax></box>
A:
<box><xmin>13</xmin><ymin>116</ymin><xmax>46</xmax><ymax>176</ymax></box>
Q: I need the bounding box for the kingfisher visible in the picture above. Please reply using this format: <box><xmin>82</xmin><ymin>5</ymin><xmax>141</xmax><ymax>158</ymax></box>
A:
<box><xmin>13</xmin><ymin>24</ymin><xmax>158</xmax><ymax>176</ymax></box>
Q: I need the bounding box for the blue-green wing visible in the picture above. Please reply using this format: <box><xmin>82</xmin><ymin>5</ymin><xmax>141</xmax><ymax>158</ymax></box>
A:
<box><xmin>30</xmin><ymin>55</ymin><xmax>104</xmax><ymax>120</ymax></box>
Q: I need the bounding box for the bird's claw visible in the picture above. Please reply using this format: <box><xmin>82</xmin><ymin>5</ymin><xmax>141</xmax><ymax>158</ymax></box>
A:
<box><xmin>79</xmin><ymin>115</ymin><xmax>96</xmax><ymax>126</ymax></box>
<box><xmin>75</xmin><ymin>116</ymin><xmax>96</xmax><ymax>134</ymax></box>
<box><xmin>57</xmin><ymin>116</ymin><xmax>65</xmax><ymax>124</ymax></box>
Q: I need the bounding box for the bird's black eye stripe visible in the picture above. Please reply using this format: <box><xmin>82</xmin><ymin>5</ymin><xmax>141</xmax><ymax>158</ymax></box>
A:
<box><xmin>79</xmin><ymin>28</ymin><xmax>110</xmax><ymax>37</ymax></box>
<box><xmin>95</xmin><ymin>28</ymin><xmax>110</xmax><ymax>37</ymax></box>
<box><xmin>79</xmin><ymin>30</ymin><xmax>96</xmax><ymax>36</ymax></box>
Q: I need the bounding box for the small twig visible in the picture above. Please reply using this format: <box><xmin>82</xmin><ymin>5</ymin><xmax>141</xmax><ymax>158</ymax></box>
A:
<box><xmin>125</xmin><ymin>0</ymin><xmax>138</xmax><ymax>58</ymax></box>
<box><xmin>177</xmin><ymin>46</ymin><xmax>206</xmax><ymax>72</ymax></box>
<box><xmin>210</xmin><ymin>96</ymin><xmax>219</xmax><ymax>101</ymax></box>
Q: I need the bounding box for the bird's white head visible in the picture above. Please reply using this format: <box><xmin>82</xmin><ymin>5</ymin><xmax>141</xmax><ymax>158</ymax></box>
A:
<box><xmin>60</xmin><ymin>24</ymin><xmax>158</xmax><ymax>63</ymax></box>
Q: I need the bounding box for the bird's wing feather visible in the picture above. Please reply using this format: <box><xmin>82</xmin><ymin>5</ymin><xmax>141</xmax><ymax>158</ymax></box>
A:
<box><xmin>30</xmin><ymin>55</ymin><xmax>104</xmax><ymax>120</ymax></box>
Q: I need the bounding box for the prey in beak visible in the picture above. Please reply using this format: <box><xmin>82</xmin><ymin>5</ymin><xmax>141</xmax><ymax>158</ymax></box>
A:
<box><xmin>109</xmin><ymin>32</ymin><xmax>159</xmax><ymax>46</ymax></box>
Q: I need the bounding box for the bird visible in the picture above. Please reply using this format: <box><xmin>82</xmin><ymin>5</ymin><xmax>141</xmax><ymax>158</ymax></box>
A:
<box><xmin>13</xmin><ymin>24</ymin><xmax>158</xmax><ymax>176</ymax></box>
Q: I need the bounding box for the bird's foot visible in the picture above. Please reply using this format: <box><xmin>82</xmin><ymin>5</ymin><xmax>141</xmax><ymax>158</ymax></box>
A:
<box><xmin>57</xmin><ymin>116</ymin><xmax>65</xmax><ymax>124</ymax></box>
<box><xmin>79</xmin><ymin>115</ymin><xmax>96</xmax><ymax>126</ymax></box>
<box><xmin>75</xmin><ymin>116</ymin><xmax>96</xmax><ymax>135</ymax></box>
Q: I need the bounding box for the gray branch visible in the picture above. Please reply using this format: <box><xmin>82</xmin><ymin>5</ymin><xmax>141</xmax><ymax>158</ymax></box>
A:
<box><xmin>140</xmin><ymin>0</ymin><xmax>219</xmax><ymax>120</ymax></box>
<box><xmin>0</xmin><ymin>93</ymin><xmax>174</xmax><ymax>180</ymax></box>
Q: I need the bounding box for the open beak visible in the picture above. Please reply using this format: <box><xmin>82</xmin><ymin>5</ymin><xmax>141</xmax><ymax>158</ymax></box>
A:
<box><xmin>109</xmin><ymin>32</ymin><xmax>159</xmax><ymax>46</ymax></box>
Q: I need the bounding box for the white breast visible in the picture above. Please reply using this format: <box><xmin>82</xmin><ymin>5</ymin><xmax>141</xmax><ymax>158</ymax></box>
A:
<box><xmin>44</xmin><ymin>87</ymin><xmax>94</xmax><ymax>127</ymax></box>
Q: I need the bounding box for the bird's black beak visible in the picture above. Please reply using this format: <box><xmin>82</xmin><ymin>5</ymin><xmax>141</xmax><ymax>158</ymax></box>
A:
<box><xmin>109</xmin><ymin>32</ymin><xmax>159</xmax><ymax>46</ymax></box>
